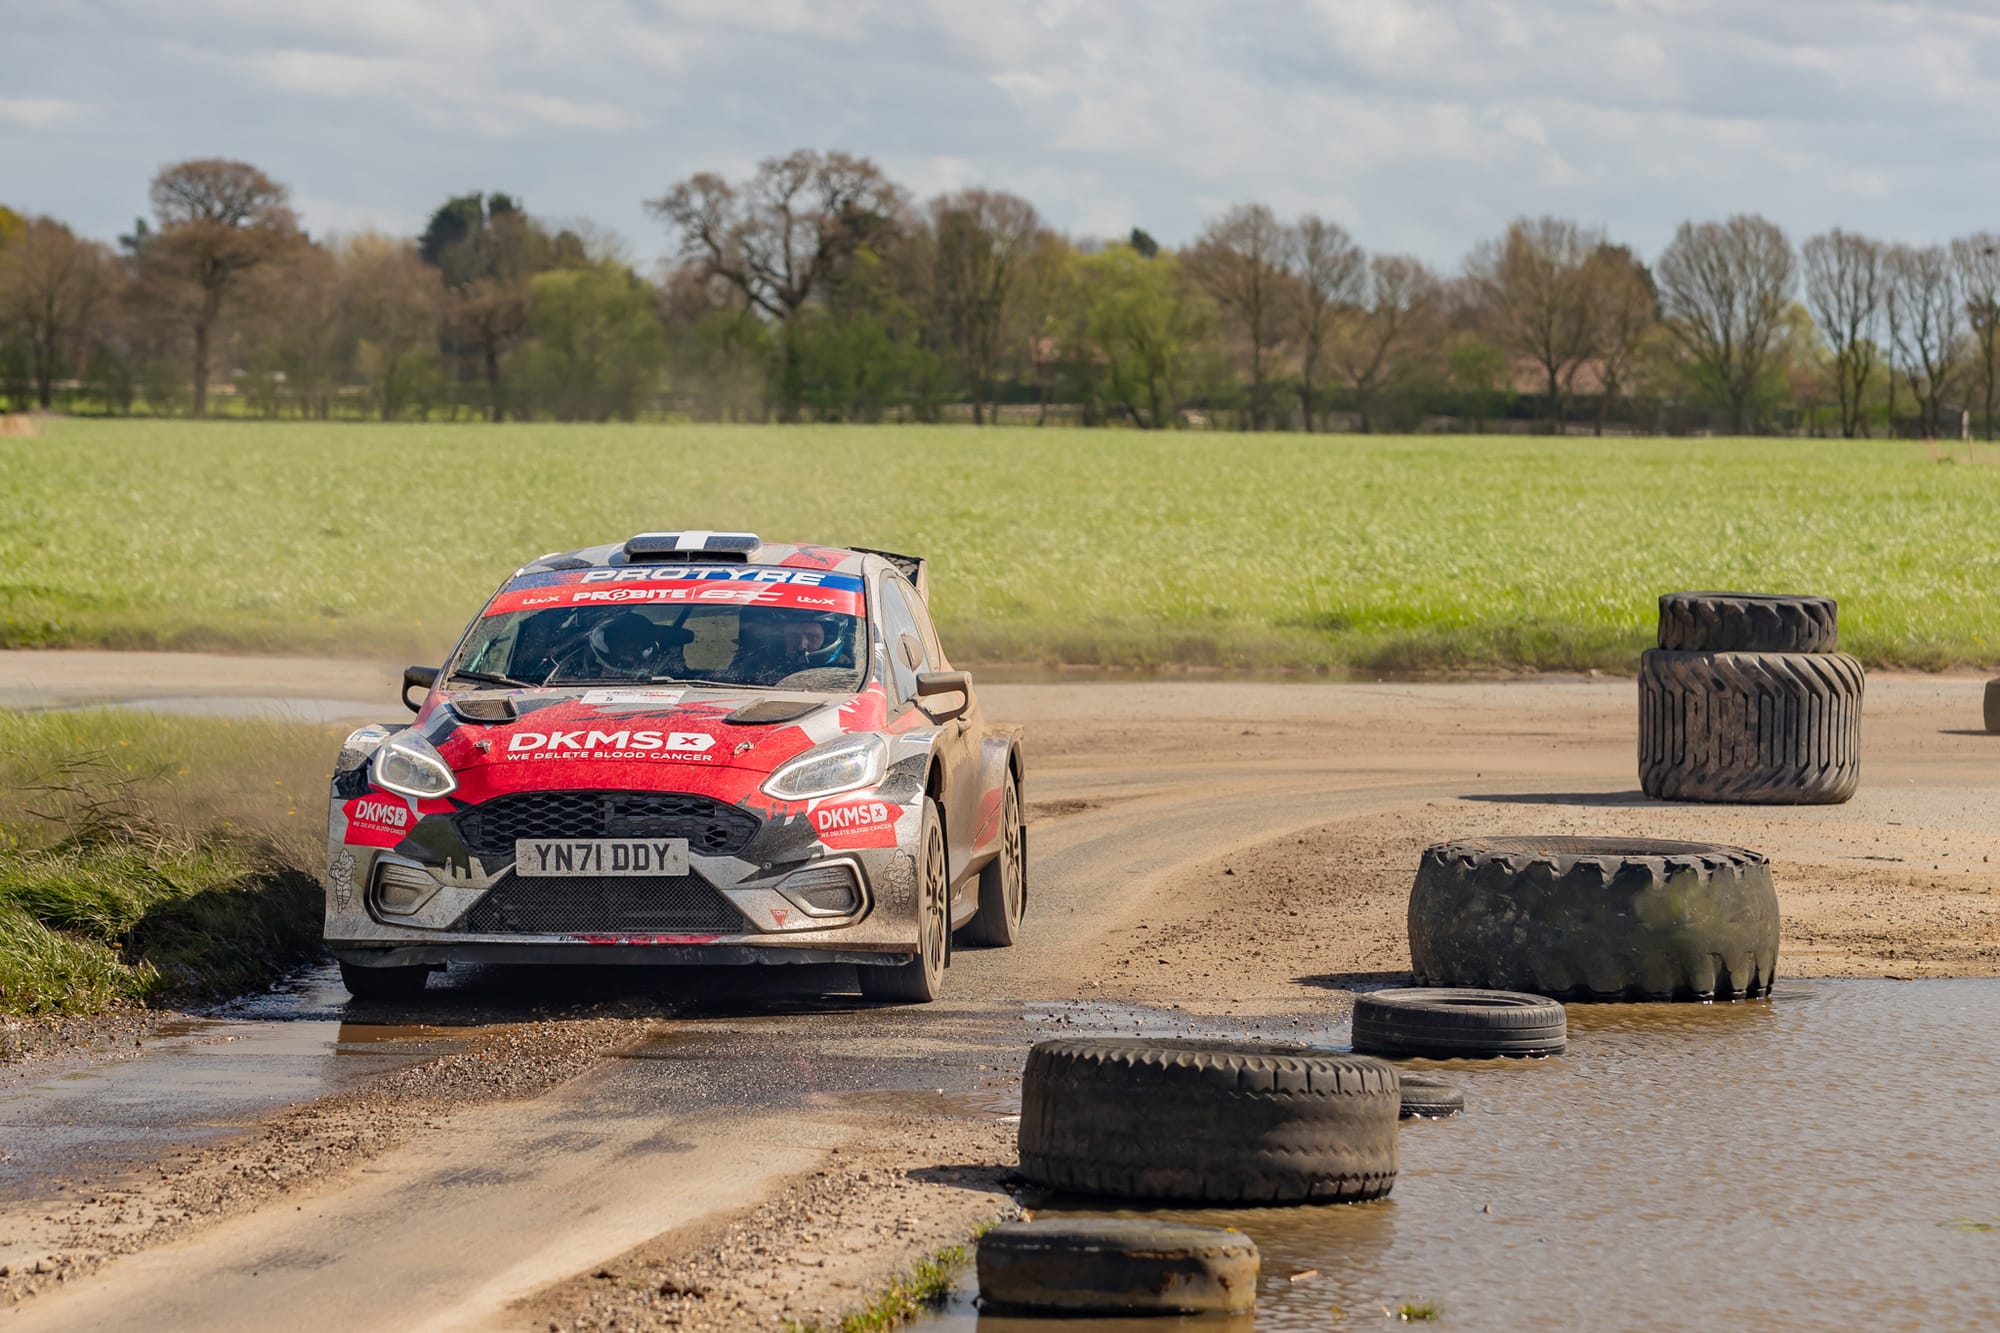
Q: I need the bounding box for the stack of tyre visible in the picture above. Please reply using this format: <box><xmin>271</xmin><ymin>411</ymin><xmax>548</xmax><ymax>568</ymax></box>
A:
<box><xmin>1639</xmin><ymin>591</ymin><xmax>1864</xmax><ymax>804</ymax></box>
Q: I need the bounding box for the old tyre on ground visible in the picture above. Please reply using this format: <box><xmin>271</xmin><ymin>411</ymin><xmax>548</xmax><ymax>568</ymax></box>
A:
<box><xmin>1986</xmin><ymin>679</ymin><xmax>2000</xmax><ymax>734</ymax></box>
<box><xmin>1351</xmin><ymin>989</ymin><xmax>1567</xmax><ymax>1058</ymax></box>
<box><xmin>1408</xmin><ymin>836</ymin><xmax>1780</xmax><ymax>1001</ymax></box>
<box><xmin>1639</xmin><ymin>649</ymin><xmax>1863</xmax><ymax>804</ymax></box>
<box><xmin>1018</xmin><ymin>1038</ymin><xmax>1399</xmax><ymax>1204</ymax></box>
<box><xmin>1397</xmin><ymin>1076</ymin><xmax>1465</xmax><ymax>1119</ymax></box>
<box><xmin>977</xmin><ymin>1219</ymin><xmax>1259</xmax><ymax>1316</ymax></box>
<box><xmin>1656</xmin><ymin>591</ymin><xmax>1839</xmax><ymax>654</ymax></box>
<box><xmin>338</xmin><ymin>959</ymin><xmax>430</xmax><ymax>999</ymax></box>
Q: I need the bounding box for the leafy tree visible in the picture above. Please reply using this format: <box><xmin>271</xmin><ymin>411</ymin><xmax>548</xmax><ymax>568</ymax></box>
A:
<box><xmin>1080</xmin><ymin>244</ymin><xmax>1214</xmax><ymax>429</ymax></box>
<box><xmin>1188</xmin><ymin>203</ymin><xmax>1291</xmax><ymax>429</ymax></box>
<box><xmin>1656</xmin><ymin>214</ymin><xmax>1795</xmax><ymax>433</ymax></box>
<box><xmin>343</xmin><ymin>235</ymin><xmax>444</xmax><ymax>420</ymax></box>
<box><xmin>1328</xmin><ymin>255</ymin><xmax>1440</xmax><ymax>433</ymax></box>
<box><xmin>927</xmin><ymin>188</ymin><xmax>1045</xmax><ymax>424</ymax></box>
<box><xmin>0</xmin><ymin>216</ymin><xmax>115</xmax><ymax>407</ymax></box>
<box><xmin>1288</xmin><ymin>215</ymin><xmax>1364</xmax><ymax>432</ymax></box>
<box><xmin>519</xmin><ymin>262</ymin><xmax>665</xmax><ymax>421</ymax></box>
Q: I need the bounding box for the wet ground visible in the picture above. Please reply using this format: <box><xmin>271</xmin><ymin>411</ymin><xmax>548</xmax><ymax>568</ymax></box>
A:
<box><xmin>920</xmin><ymin>980</ymin><xmax>2000</xmax><ymax>1331</ymax></box>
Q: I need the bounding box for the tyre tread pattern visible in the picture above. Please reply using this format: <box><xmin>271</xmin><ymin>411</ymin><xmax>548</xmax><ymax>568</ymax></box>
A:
<box><xmin>1352</xmin><ymin>988</ymin><xmax>1566</xmax><ymax>1057</ymax></box>
<box><xmin>1408</xmin><ymin>836</ymin><xmax>1781</xmax><ymax>1000</ymax></box>
<box><xmin>1656</xmin><ymin>592</ymin><xmax>1838</xmax><ymax>654</ymax></box>
<box><xmin>1639</xmin><ymin>649</ymin><xmax>1863</xmax><ymax>804</ymax></box>
<box><xmin>1018</xmin><ymin>1038</ymin><xmax>1399</xmax><ymax>1204</ymax></box>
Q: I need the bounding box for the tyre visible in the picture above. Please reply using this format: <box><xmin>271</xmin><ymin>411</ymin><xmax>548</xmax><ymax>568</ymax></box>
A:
<box><xmin>1398</xmin><ymin>1076</ymin><xmax>1464</xmax><ymax>1119</ymax></box>
<box><xmin>859</xmin><ymin>797</ymin><xmax>948</xmax><ymax>1003</ymax></box>
<box><xmin>961</xmin><ymin>772</ymin><xmax>1025</xmax><ymax>947</ymax></box>
<box><xmin>1986</xmin><ymin>679</ymin><xmax>2000</xmax><ymax>734</ymax></box>
<box><xmin>977</xmin><ymin>1219</ymin><xmax>1259</xmax><ymax>1316</ymax></box>
<box><xmin>1351</xmin><ymin>989</ymin><xmax>1566</xmax><ymax>1058</ymax></box>
<box><xmin>1656</xmin><ymin>591</ymin><xmax>1838</xmax><ymax>654</ymax></box>
<box><xmin>1408</xmin><ymin>836</ymin><xmax>1780</xmax><ymax>1001</ymax></box>
<box><xmin>1639</xmin><ymin>649</ymin><xmax>1863</xmax><ymax>804</ymax></box>
<box><xmin>338</xmin><ymin>959</ymin><xmax>431</xmax><ymax>999</ymax></box>
<box><xmin>1018</xmin><ymin>1038</ymin><xmax>1399</xmax><ymax>1204</ymax></box>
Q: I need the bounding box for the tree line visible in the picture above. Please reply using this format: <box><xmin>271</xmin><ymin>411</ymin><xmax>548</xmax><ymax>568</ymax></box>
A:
<box><xmin>3</xmin><ymin>151</ymin><xmax>1996</xmax><ymax>435</ymax></box>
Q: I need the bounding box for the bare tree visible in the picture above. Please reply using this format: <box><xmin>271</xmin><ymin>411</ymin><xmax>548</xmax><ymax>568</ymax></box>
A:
<box><xmin>0</xmin><ymin>216</ymin><xmax>113</xmax><ymax>408</ymax></box>
<box><xmin>1327</xmin><ymin>254</ymin><xmax>1438</xmax><ymax>433</ymax></box>
<box><xmin>1885</xmin><ymin>243</ymin><xmax>1961</xmax><ymax>437</ymax></box>
<box><xmin>1953</xmin><ymin>233</ymin><xmax>2000</xmax><ymax>439</ymax></box>
<box><xmin>1187</xmin><ymin>204</ymin><xmax>1291</xmax><ymax>429</ymax></box>
<box><xmin>1466</xmin><ymin>216</ymin><xmax>1603</xmax><ymax>432</ymax></box>
<box><xmin>142</xmin><ymin>159</ymin><xmax>298</xmax><ymax>415</ymax></box>
<box><xmin>342</xmin><ymin>234</ymin><xmax>445</xmax><ymax>420</ymax></box>
<box><xmin>1582</xmin><ymin>243</ymin><xmax>1659</xmax><ymax>435</ymax></box>
<box><xmin>927</xmin><ymin>188</ymin><xmax>1044</xmax><ymax>424</ymax></box>
<box><xmin>647</xmin><ymin>150</ymin><xmax>903</xmax><ymax>417</ymax></box>
<box><xmin>1655</xmin><ymin>214</ymin><xmax>1795</xmax><ymax>432</ymax></box>
<box><xmin>1286</xmin><ymin>215</ymin><xmax>1364</xmax><ymax>432</ymax></box>
<box><xmin>1800</xmin><ymin>230</ymin><xmax>1883</xmax><ymax>439</ymax></box>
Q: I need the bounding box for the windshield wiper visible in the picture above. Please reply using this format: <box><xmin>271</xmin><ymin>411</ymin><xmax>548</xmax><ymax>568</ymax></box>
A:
<box><xmin>449</xmin><ymin>668</ymin><xmax>538</xmax><ymax>690</ymax></box>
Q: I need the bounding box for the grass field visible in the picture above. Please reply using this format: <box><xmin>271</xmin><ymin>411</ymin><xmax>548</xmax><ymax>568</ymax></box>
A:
<box><xmin>3</xmin><ymin>419</ymin><xmax>1997</xmax><ymax>672</ymax></box>
<box><xmin>0</xmin><ymin>709</ymin><xmax>335</xmax><ymax>1017</ymax></box>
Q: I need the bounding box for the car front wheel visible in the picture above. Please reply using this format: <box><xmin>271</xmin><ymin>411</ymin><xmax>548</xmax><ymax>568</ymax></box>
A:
<box><xmin>860</xmin><ymin>796</ymin><xmax>948</xmax><ymax>1003</ymax></box>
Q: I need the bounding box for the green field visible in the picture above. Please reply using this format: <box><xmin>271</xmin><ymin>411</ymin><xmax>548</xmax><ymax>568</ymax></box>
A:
<box><xmin>3</xmin><ymin>420</ymin><xmax>1996</xmax><ymax>672</ymax></box>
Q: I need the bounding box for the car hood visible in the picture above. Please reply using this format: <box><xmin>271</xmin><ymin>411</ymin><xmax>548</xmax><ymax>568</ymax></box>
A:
<box><xmin>423</xmin><ymin>685</ymin><xmax>875</xmax><ymax>783</ymax></box>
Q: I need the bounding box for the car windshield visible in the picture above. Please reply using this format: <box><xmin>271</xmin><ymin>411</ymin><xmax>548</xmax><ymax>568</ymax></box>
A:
<box><xmin>448</xmin><ymin>565</ymin><xmax>869</xmax><ymax>692</ymax></box>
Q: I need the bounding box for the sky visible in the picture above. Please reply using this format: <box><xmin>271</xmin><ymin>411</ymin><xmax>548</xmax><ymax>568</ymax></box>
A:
<box><xmin>2</xmin><ymin>0</ymin><xmax>1995</xmax><ymax>269</ymax></box>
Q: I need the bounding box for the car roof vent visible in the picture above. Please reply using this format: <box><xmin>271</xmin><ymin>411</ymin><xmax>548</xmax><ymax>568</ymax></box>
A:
<box><xmin>621</xmin><ymin>531</ymin><xmax>760</xmax><ymax>564</ymax></box>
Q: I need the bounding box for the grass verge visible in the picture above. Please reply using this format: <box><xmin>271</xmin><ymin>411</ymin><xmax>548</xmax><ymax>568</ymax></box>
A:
<box><xmin>783</xmin><ymin>1241</ymin><xmax>971</xmax><ymax>1333</ymax></box>
<box><xmin>0</xmin><ymin>709</ymin><xmax>337</xmax><ymax>1018</ymax></box>
<box><xmin>5</xmin><ymin>421</ymin><xmax>1999</xmax><ymax>673</ymax></box>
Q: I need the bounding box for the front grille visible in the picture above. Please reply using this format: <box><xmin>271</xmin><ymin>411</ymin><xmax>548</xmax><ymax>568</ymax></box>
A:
<box><xmin>456</xmin><ymin>874</ymin><xmax>747</xmax><ymax>935</ymax></box>
<box><xmin>454</xmin><ymin>791</ymin><xmax>760</xmax><ymax>859</ymax></box>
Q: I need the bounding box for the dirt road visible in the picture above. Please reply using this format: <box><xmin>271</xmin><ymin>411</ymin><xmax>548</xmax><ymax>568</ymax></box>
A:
<box><xmin>3</xmin><ymin>654</ymin><xmax>1997</xmax><ymax>1329</ymax></box>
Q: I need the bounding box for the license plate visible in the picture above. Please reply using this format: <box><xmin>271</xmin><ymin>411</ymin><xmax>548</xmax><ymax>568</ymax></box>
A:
<box><xmin>514</xmin><ymin>838</ymin><xmax>690</xmax><ymax>877</ymax></box>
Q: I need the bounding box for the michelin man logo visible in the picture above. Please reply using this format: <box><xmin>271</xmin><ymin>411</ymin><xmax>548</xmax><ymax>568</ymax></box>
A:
<box><xmin>330</xmin><ymin>849</ymin><xmax>356</xmax><ymax>912</ymax></box>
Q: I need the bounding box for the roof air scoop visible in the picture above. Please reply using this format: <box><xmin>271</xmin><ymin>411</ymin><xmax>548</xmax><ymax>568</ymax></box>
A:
<box><xmin>622</xmin><ymin>531</ymin><xmax>761</xmax><ymax>563</ymax></box>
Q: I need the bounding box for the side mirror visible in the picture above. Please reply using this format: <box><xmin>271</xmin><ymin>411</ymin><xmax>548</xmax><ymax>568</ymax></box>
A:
<box><xmin>402</xmin><ymin>665</ymin><xmax>440</xmax><ymax>713</ymax></box>
<box><xmin>914</xmin><ymin>669</ymin><xmax>971</xmax><ymax>723</ymax></box>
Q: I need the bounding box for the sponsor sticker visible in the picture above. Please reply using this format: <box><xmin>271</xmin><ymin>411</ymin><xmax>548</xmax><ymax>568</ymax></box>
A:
<box><xmin>503</xmin><ymin>729</ymin><xmax>716</xmax><ymax>762</ymax></box>
<box><xmin>809</xmin><ymin>797</ymin><xmax>900</xmax><ymax>848</ymax></box>
<box><xmin>580</xmin><ymin>689</ymin><xmax>685</xmax><ymax>706</ymax></box>
<box><xmin>482</xmin><ymin>568</ymin><xmax>864</xmax><ymax>618</ymax></box>
<box><xmin>342</xmin><ymin>793</ymin><xmax>414</xmax><ymax>847</ymax></box>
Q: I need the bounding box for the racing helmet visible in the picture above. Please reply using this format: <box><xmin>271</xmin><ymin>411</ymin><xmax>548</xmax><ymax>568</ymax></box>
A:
<box><xmin>742</xmin><ymin>606</ymin><xmax>849</xmax><ymax>668</ymax></box>
<box><xmin>585</xmin><ymin>611</ymin><xmax>662</xmax><ymax>679</ymax></box>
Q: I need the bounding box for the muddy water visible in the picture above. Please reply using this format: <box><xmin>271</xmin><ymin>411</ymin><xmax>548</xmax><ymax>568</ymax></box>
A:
<box><xmin>0</xmin><ymin>968</ymin><xmax>463</xmax><ymax>1199</ymax></box>
<box><xmin>920</xmin><ymin>981</ymin><xmax>2000</xmax><ymax>1331</ymax></box>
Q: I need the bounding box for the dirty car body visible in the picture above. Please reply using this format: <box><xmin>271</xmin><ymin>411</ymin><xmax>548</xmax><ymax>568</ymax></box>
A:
<box><xmin>325</xmin><ymin>533</ymin><xmax>1025</xmax><ymax>1000</ymax></box>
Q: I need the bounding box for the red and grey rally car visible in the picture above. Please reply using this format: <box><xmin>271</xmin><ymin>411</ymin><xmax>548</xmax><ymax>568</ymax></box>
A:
<box><xmin>325</xmin><ymin>532</ymin><xmax>1025</xmax><ymax>1003</ymax></box>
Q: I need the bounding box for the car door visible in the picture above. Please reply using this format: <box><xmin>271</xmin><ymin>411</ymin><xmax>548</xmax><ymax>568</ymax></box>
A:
<box><xmin>879</xmin><ymin>574</ymin><xmax>981</xmax><ymax>895</ymax></box>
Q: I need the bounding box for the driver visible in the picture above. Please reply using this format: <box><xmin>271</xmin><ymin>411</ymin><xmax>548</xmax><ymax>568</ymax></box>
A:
<box><xmin>729</xmin><ymin>607</ymin><xmax>850</xmax><ymax>685</ymax></box>
<box><xmin>551</xmin><ymin>610</ymin><xmax>676</xmax><ymax>682</ymax></box>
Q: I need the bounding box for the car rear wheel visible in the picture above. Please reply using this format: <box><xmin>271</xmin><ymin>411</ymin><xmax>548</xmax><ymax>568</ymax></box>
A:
<box><xmin>962</xmin><ymin>772</ymin><xmax>1024</xmax><ymax>947</ymax></box>
<box><xmin>338</xmin><ymin>959</ymin><xmax>431</xmax><ymax>1000</ymax></box>
<box><xmin>860</xmin><ymin>797</ymin><xmax>948</xmax><ymax>1003</ymax></box>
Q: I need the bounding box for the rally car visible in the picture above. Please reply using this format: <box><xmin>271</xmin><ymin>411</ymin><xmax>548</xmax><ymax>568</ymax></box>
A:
<box><xmin>325</xmin><ymin>532</ymin><xmax>1025</xmax><ymax>1003</ymax></box>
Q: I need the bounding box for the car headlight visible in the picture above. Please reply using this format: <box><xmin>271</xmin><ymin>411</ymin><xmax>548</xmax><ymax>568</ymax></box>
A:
<box><xmin>370</xmin><ymin>731</ymin><xmax>458</xmax><ymax>800</ymax></box>
<box><xmin>761</xmin><ymin>734</ymin><xmax>887</xmax><ymax>801</ymax></box>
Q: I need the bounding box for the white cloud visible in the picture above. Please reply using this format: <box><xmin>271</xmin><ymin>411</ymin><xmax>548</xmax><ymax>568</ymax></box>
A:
<box><xmin>0</xmin><ymin>99</ymin><xmax>83</xmax><ymax>129</ymax></box>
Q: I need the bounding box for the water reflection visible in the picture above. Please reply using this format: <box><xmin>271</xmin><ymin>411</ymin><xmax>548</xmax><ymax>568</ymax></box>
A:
<box><xmin>919</xmin><ymin>981</ymin><xmax>2000</xmax><ymax>1331</ymax></box>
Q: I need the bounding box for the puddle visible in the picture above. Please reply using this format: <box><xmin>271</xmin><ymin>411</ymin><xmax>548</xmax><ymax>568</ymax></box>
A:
<box><xmin>0</xmin><ymin>966</ymin><xmax>463</xmax><ymax>1202</ymax></box>
<box><xmin>917</xmin><ymin>980</ymin><xmax>2000</xmax><ymax>1330</ymax></box>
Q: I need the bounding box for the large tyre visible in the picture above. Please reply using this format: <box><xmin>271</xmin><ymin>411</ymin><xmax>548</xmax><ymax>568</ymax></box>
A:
<box><xmin>1408</xmin><ymin>836</ymin><xmax>1780</xmax><ymax>1000</ymax></box>
<box><xmin>859</xmin><ymin>797</ymin><xmax>948</xmax><ymax>1003</ymax></box>
<box><xmin>960</xmin><ymin>772</ymin><xmax>1024</xmax><ymax>947</ymax></box>
<box><xmin>1639</xmin><ymin>649</ymin><xmax>1863</xmax><ymax>804</ymax></box>
<box><xmin>1351</xmin><ymin>989</ymin><xmax>1567</xmax><ymax>1057</ymax></box>
<box><xmin>976</xmin><ymin>1220</ymin><xmax>1259</xmax><ymax>1316</ymax></box>
<box><xmin>338</xmin><ymin>959</ymin><xmax>430</xmax><ymax>1000</ymax></box>
<box><xmin>1657</xmin><ymin>591</ymin><xmax>1838</xmax><ymax>654</ymax></box>
<box><xmin>1018</xmin><ymin>1038</ymin><xmax>1399</xmax><ymax>1204</ymax></box>
<box><xmin>1985</xmin><ymin>679</ymin><xmax>2000</xmax><ymax>734</ymax></box>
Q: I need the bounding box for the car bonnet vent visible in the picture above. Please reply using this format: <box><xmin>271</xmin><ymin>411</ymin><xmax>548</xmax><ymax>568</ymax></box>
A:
<box><xmin>622</xmin><ymin>531</ymin><xmax>759</xmax><ymax>564</ymax></box>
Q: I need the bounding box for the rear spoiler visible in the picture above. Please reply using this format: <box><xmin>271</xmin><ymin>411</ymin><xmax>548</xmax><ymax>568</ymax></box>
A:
<box><xmin>852</xmin><ymin>546</ymin><xmax>928</xmax><ymax>600</ymax></box>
